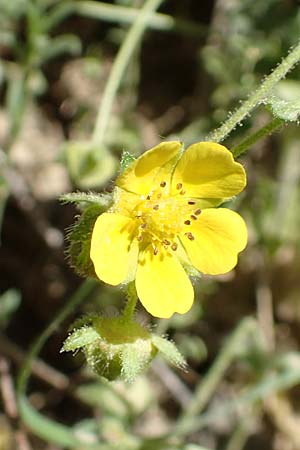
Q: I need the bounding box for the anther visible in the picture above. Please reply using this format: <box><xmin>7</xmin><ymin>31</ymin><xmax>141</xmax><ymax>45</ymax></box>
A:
<box><xmin>163</xmin><ymin>239</ymin><xmax>171</xmax><ymax>245</ymax></box>
<box><xmin>153</xmin><ymin>204</ymin><xmax>159</xmax><ymax>210</ymax></box>
<box><xmin>153</xmin><ymin>247</ymin><xmax>158</xmax><ymax>255</ymax></box>
<box><xmin>157</xmin><ymin>193</ymin><xmax>162</xmax><ymax>199</ymax></box>
<box><xmin>140</xmin><ymin>223</ymin><xmax>147</xmax><ymax>229</ymax></box>
<box><xmin>146</xmin><ymin>195</ymin><xmax>151</xmax><ymax>200</ymax></box>
<box><xmin>188</xmin><ymin>201</ymin><xmax>196</xmax><ymax>205</ymax></box>
<box><xmin>190</xmin><ymin>215</ymin><xmax>197</xmax><ymax>220</ymax></box>
<box><xmin>160</xmin><ymin>181</ymin><xmax>166</xmax><ymax>187</ymax></box>
<box><xmin>180</xmin><ymin>190</ymin><xmax>186</xmax><ymax>195</ymax></box>
<box><xmin>185</xmin><ymin>232</ymin><xmax>195</xmax><ymax>241</ymax></box>
<box><xmin>136</xmin><ymin>212</ymin><xmax>142</xmax><ymax>218</ymax></box>
<box><xmin>184</xmin><ymin>220</ymin><xmax>191</xmax><ymax>225</ymax></box>
<box><xmin>171</xmin><ymin>243</ymin><xmax>178</xmax><ymax>251</ymax></box>
<box><xmin>176</xmin><ymin>183</ymin><xmax>183</xmax><ymax>190</ymax></box>
<box><xmin>137</xmin><ymin>235</ymin><xmax>143</xmax><ymax>241</ymax></box>
<box><xmin>195</xmin><ymin>209</ymin><xmax>201</xmax><ymax>215</ymax></box>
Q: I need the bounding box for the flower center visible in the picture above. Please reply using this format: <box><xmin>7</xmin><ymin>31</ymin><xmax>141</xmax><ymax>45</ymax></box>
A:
<box><xmin>133</xmin><ymin>181</ymin><xmax>201</xmax><ymax>253</ymax></box>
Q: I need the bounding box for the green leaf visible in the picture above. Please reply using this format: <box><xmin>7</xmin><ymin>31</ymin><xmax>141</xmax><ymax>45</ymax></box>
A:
<box><xmin>76</xmin><ymin>383</ymin><xmax>129</xmax><ymax>418</ymax></box>
<box><xmin>0</xmin><ymin>289</ymin><xmax>21</xmax><ymax>329</ymax></box>
<box><xmin>63</xmin><ymin>141</ymin><xmax>117</xmax><ymax>189</ymax></box>
<box><xmin>61</xmin><ymin>326</ymin><xmax>100</xmax><ymax>352</ymax></box>
<box><xmin>152</xmin><ymin>335</ymin><xmax>187</xmax><ymax>370</ymax></box>
<box><xmin>268</xmin><ymin>96</ymin><xmax>300</xmax><ymax>122</ymax></box>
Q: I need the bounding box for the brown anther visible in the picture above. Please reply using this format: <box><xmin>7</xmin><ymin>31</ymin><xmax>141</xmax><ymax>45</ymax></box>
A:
<box><xmin>184</xmin><ymin>220</ymin><xmax>191</xmax><ymax>225</ymax></box>
<box><xmin>153</xmin><ymin>204</ymin><xmax>159</xmax><ymax>210</ymax></box>
<box><xmin>195</xmin><ymin>209</ymin><xmax>201</xmax><ymax>215</ymax></box>
<box><xmin>153</xmin><ymin>247</ymin><xmax>158</xmax><ymax>255</ymax></box>
<box><xmin>137</xmin><ymin>235</ymin><xmax>143</xmax><ymax>241</ymax></box>
<box><xmin>146</xmin><ymin>195</ymin><xmax>151</xmax><ymax>200</ymax></box>
<box><xmin>188</xmin><ymin>201</ymin><xmax>196</xmax><ymax>205</ymax></box>
<box><xmin>180</xmin><ymin>190</ymin><xmax>186</xmax><ymax>195</ymax></box>
<box><xmin>190</xmin><ymin>215</ymin><xmax>197</xmax><ymax>220</ymax></box>
<box><xmin>140</xmin><ymin>223</ymin><xmax>147</xmax><ymax>229</ymax></box>
<box><xmin>136</xmin><ymin>212</ymin><xmax>142</xmax><ymax>218</ymax></box>
<box><xmin>157</xmin><ymin>193</ymin><xmax>162</xmax><ymax>199</ymax></box>
<box><xmin>163</xmin><ymin>239</ymin><xmax>171</xmax><ymax>245</ymax></box>
<box><xmin>176</xmin><ymin>183</ymin><xmax>183</xmax><ymax>190</ymax></box>
<box><xmin>171</xmin><ymin>243</ymin><xmax>178</xmax><ymax>251</ymax></box>
<box><xmin>160</xmin><ymin>181</ymin><xmax>166</xmax><ymax>187</ymax></box>
<box><xmin>185</xmin><ymin>232</ymin><xmax>195</xmax><ymax>241</ymax></box>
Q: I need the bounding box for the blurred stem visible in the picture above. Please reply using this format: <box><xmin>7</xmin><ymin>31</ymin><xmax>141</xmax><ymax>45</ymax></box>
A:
<box><xmin>92</xmin><ymin>0</ymin><xmax>165</xmax><ymax>148</ymax></box>
<box><xmin>231</xmin><ymin>117</ymin><xmax>284</xmax><ymax>158</ymax></box>
<box><xmin>207</xmin><ymin>41</ymin><xmax>300</xmax><ymax>143</ymax></box>
<box><xmin>178</xmin><ymin>318</ymin><xmax>257</xmax><ymax>423</ymax></box>
<box><xmin>17</xmin><ymin>279</ymin><xmax>98</xmax><ymax>447</ymax></box>
<box><xmin>224</xmin><ymin>419</ymin><xmax>251</xmax><ymax>450</ymax></box>
<box><xmin>75</xmin><ymin>1</ymin><xmax>205</xmax><ymax>36</ymax></box>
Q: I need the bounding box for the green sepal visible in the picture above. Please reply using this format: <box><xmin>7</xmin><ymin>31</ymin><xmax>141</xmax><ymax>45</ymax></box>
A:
<box><xmin>66</xmin><ymin>202</ymin><xmax>105</xmax><ymax>278</ymax></box>
<box><xmin>119</xmin><ymin>150</ymin><xmax>136</xmax><ymax>173</ymax></box>
<box><xmin>61</xmin><ymin>326</ymin><xmax>99</xmax><ymax>352</ymax></box>
<box><xmin>60</xmin><ymin>191</ymin><xmax>112</xmax><ymax>209</ymax></box>
<box><xmin>151</xmin><ymin>335</ymin><xmax>187</xmax><ymax>370</ymax></box>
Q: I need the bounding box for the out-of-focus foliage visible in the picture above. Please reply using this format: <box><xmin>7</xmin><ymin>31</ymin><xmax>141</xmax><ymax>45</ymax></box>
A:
<box><xmin>1</xmin><ymin>0</ymin><xmax>300</xmax><ymax>449</ymax></box>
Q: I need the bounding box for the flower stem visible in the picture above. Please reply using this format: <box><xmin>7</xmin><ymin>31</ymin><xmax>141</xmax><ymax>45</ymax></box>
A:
<box><xmin>231</xmin><ymin>117</ymin><xmax>284</xmax><ymax>158</ymax></box>
<box><xmin>92</xmin><ymin>0</ymin><xmax>165</xmax><ymax>148</ymax></box>
<box><xmin>206</xmin><ymin>41</ymin><xmax>300</xmax><ymax>143</ymax></box>
<box><xmin>17</xmin><ymin>279</ymin><xmax>98</xmax><ymax>447</ymax></box>
<box><xmin>123</xmin><ymin>282</ymin><xmax>138</xmax><ymax>320</ymax></box>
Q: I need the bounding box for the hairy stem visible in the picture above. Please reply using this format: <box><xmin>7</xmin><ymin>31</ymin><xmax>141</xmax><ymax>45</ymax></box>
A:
<box><xmin>207</xmin><ymin>41</ymin><xmax>300</xmax><ymax>143</ymax></box>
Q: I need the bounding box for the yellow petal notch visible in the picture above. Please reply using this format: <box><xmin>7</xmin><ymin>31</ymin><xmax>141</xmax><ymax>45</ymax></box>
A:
<box><xmin>117</xmin><ymin>141</ymin><xmax>183</xmax><ymax>195</ymax></box>
<box><xmin>172</xmin><ymin>142</ymin><xmax>246</xmax><ymax>199</ymax></box>
<box><xmin>136</xmin><ymin>245</ymin><xmax>194</xmax><ymax>318</ymax></box>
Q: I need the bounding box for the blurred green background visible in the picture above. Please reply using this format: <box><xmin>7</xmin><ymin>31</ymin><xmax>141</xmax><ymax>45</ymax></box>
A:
<box><xmin>1</xmin><ymin>0</ymin><xmax>300</xmax><ymax>449</ymax></box>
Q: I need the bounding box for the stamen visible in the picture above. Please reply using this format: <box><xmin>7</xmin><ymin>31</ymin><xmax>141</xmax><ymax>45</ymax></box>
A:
<box><xmin>184</xmin><ymin>220</ymin><xmax>191</xmax><ymax>225</ymax></box>
<box><xmin>176</xmin><ymin>183</ymin><xmax>183</xmax><ymax>190</ymax></box>
<box><xmin>140</xmin><ymin>223</ymin><xmax>147</xmax><ymax>229</ymax></box>
<box><xmin>171</xmin><ymin>243</ymin><xmax>178</xmax><ymax>251</ymax></box>
<box><xmin>188</xmin><ymin>201</ymin><xmax>196</xmax><ymax>205</ymax></box>
<box><xmin>160</xmin><ymin>181</ymin><xmax>166</xmax><ymax>187</ymax></box>
<box><xmin>137</xmin><ymin>235</ymin><xmax>143</xmax><ymax>241</ymax></box>
<box><xmin>190</xmin><ymin>215</ymin><xmax>197</xmax><ymax>220</ymax></box>
<box><xmin>136</xmin><ymin>212</ymin><xmax>142</xmax><ymax>218</ymax></box>
<box><xmin>153</xmin><ymin>204</ymin><xmax>159</xmax><ymax>210</ymax></box>
<box><xmin>185</xmin><ymin>232</ymin><xmax>195</xmax><ymax>241</ymax></box>
<box><xmin>146</xmin><ymin>195</ymin><xmax>151</xmax><ymax>200</ymax></box>
<box><xmin>180</xmin><ymin>190</ymin><xmax>186</xmax><ymax>195</ymax></box>
<box><xmin>195</xmin><ymin>209</ymin><xmax>201</xmax><ymax>215</ymax></box>
<box><xmin>153</xmin><ymin>247</ymin><xmax>158</xmax><ymax>255</ymax></box>
<box><xmin>157</xmin><ymin>193</ymin><xmax>162</xmax><ymax>199</ymax></box>
<box><xmin>163</xmin><ymin>239</ymin><xmax>171</xmax><ymax>245</ymax></box>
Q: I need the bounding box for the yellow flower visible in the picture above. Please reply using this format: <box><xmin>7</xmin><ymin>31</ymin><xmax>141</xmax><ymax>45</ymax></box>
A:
<box><xmin>90</xmin><ymin>141</ymin><xmax>247</xmax><ymax>318</ymax></box>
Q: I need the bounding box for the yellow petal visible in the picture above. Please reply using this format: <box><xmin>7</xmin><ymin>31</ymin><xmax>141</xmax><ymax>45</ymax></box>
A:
<box><xmin>116</xmin><ymin>141</ymin><xmax>183</xmax><ymax>195</ymax></box>
<box><xmin>135</xmin><ymin>245</ymin><xmax>194</xmax><ymax>318</ymax></box>
<box><xmin>90</xmin><ymin>213</ymin><xmax>138</xmax><ymax>285</ymax></box>
<box><xmin>180</xmin><ymin>208</ymin><xmax>247</xmax><ymax>275</ymax></box>
<box><xmin>172</xmin><ymin>142</ymin><xmax>246</xmax><ymax>198</ymax></box>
